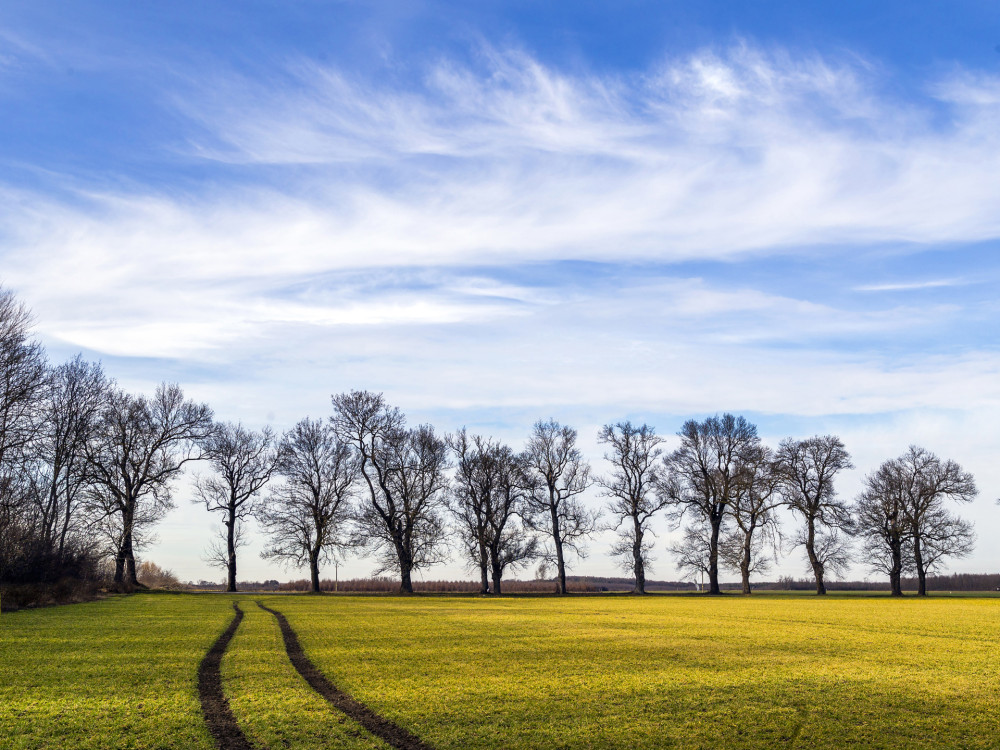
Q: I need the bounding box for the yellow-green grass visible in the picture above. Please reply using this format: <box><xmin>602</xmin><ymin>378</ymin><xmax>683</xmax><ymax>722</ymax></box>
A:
<box><xmin>262</xmin><ymin>594</ymin><xmax>1000</xmax><ymax>749</ymax></box>
<box><xmin>0</xmin><ymin>593</ymin><xmax>230</xmax><ymax>750</ymax></box>
<box><xmin>222</xmin><ymin>601</ymin><xmax>388</xmax><ymax>749</ymax></box>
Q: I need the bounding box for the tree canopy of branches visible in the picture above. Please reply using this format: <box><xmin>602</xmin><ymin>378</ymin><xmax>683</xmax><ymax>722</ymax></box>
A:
<box><xmin>663</xmin><ymin>414</ymin><xmax>760</xmax><ymax>595</ymax></box>
<box><xmin>196</xmin><ymin>422</ymin><xmax>277</xmax><ymax>592</ymax></box>
<box><xmin>448</xmin><ymin>429</ymin><xmax>536</xmax><ymax>595</ymax></box>
<box><xmin>523</xmin><ymin>419</ymin><xmax>597</xmax><ymax>595</ymax></box>
<box><xmin>257</xmin><ymin>418</ymin><xmax>358</xmax><ymax>592</ymax></box>
<box><xmin>84</xmin><ymin>383</ymin><xmax>213</xmax><ymax>587</ymax></box>
<box><xmin>331</xmin><ymin>391</ymin><xmax>449</xmax><ymax>594</ymax></box>
<box><xmin>597</xmin><ymin>421</ymin><xmax>667</xmax><ymax>594</ymax></box>
<box><xmin>721</xmin><ymin>444</ymin><xmax>783</xmax><ymax>594</ymax></box>
<box><xmin>775</xmin><ymin>435</ymin><xmax>853</xmax><ymax>595</ymax></box>
<box><xmin>895</xmin><ymin>446</ymin><xmax>977</xmax><ymax>596</ymax></box>
<box><xmin>855</xmin><ymin>458</ymin><xmax>912</xmax><ymax>596</ymax></box>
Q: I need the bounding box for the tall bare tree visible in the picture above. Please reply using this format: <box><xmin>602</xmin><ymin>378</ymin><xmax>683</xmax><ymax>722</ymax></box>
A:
<box><xmin>196</xmin><ymin>422</ymin><xmax>278</xmax><ymax>592</ymax></box>
<box><xmin>894</xmin><ymin>446</ymin><xmax>977</xmax><ymax>596</ymax></box>
<box><xmin>855</xmin><ymin>458</ymin><xmax>912</xmax><ymax>596</ymax></box>
<box><xmin>597</xmin><ymin>421</ymin><xmax>667</xmax><ymax>594</ymax></box>
<box><xmin>775</xmin><ymin>435</ymin><xmax>853</xmax><ymax>595</ymax></box>
<box><xmin>720</xmin><ymin>444</ymin><xmax>783</xmax><ymax>594</ymax></box>
<box><xmin>331</xmin><ymin>391</ymin><xmax>449</xmax><ymax>594</ymax></box>
<box><xmin>448</xmin><ymin>429</ymin><xmax>536</xmax><ymax>595</ymax></box>
<box><xmin>84</xmin><ymin>383</ymin><xmax>213</xmax><ymax>587</ymax></box>
<box><xmin>257</xmin><ymin>418</ymin><xmax>358</xmax><ymax>592</ymax></box>
<box><xmin>662</xmin><ymin>414</ymin><xmax>760</xmax><ymax>595</ymax></box>
<box><xmin>0</xmin><ymin>289</ymin><xmax>47</xmax><ymax>558</ymax></box>
<box><xmin>523</xmin><ymin>419</ymin><xmax>596</xmax><ymax>595</ymax></box>
<box><xmin>32</xmin><ymin>356</ymin><xmax>108</xmax><ymax>562</ymax></box>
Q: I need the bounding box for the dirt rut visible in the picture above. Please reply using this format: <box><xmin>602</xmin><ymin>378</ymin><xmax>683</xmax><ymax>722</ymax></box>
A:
<box><xmin>197</xmin><ymin>601</ymin><xmax>255</xmax><ymax>750</ymax></box>
<box><xmin>256</xmin><ymin>601</ymin><xmax>434</xmax><ymax>750</ymax></box>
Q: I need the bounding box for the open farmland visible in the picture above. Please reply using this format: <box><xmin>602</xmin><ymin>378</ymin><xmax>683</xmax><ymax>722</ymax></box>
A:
<box><xmin>2</xmin><ymin>593</ymin><xmax>1000</xmax><ymax>749</ymax></box>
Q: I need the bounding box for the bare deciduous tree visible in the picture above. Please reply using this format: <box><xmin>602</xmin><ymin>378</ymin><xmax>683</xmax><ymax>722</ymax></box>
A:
<box><xmin>669</xmin><ymin>524</ymin><xmax>714</xmax><ymax>588</ymax></box>
<box><xmin>663</xmin><ymin>414</ymin><xmax>760</xmax><ymax>595</ymax></box>
<box><xmin>721</xmin><ymin>444</ymin><xmax>783</xmax><ymax>594</ymax></box>
<box><xmin>196</xmin><ymin>422</ymin><xmax>278</xmax><ymax>592</ymax></box>
<box><xmin>855</xmin><ymin>458</ymin><xmax>911</xmax><ymax>596</ymax></box>
<box><xmin>448</xmin><ymin>429</ymin><xmax>536</xmax><ymax>595</ymax></box>
<box><xmin>775</xmin><ymin>435</ymin><xmax>853</xmax><ymax>595</ymax></box>
<box><xmin>32</xmin><ymin>356</ymin><xmax>107</xmax><ymax>562</ymax></box>
<box><xmin>84</xmin><ymin>383</ymin><xmax>213</xmax><ymax>587</ymax></box>
<box><xmin>257</xmin><ymin>418</ymin><xmax>357</xmax><ymax>592</ymax></box>
<box><xmin>597</xmin><ymin>421</ymin><xmax>667</xmax><ymax>594</ymax></box>
<box><xmin>894</xmin><ymin>446</ymin><xmax>977</xmax><ymax>596</ymax></box>
<box><xmin>331</xmin><ymin>391</ymin><xmax>449</xmax><ymax>594</ymax></box>
<box><xmin>523</xmin><ymin>419</ymin><xmax>597</xmax><ymax>595</ymax></box>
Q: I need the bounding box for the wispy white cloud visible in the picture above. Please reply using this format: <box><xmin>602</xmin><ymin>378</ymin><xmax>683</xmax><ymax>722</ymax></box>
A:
<box><xmin>854</xmin><ymin>278</ymin><xmax>969</xmax><ymax>292</ymax></box>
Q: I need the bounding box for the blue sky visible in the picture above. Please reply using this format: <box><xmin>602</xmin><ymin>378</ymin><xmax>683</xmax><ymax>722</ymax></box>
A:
<box><xmin>2</xmin><ymin>2</ymin><xmax>999</xmax><ymax>583</ymax></box>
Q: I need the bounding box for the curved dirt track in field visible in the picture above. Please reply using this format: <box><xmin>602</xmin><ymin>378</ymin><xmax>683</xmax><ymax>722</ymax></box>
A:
<box><xmin>197</xmin><ymin>602</ymin><xmax>255</xmax><ymax>750</ymax></box>
<box><xmin>256</xmin><ymin>601</ymin><xmax>434</xmax><ymax>750</ymax></box>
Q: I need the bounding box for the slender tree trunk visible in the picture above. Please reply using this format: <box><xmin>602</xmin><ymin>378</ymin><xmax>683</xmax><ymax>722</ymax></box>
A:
<box><xmin>913</xmin><ymin>533</ymin><xmax>927</xmax><ymax>596</ymax></box>
<box><xmin>708</xmin><ymin>511</ymin><xmax>722</xmax><ymax>595</ymax></box>
<box><xmin>889</xmin><ymin>540</ymin><xmax>903</xmax><ymax>596</ymax></box>
<box><xmin>740</xmin><ymin>532</ymin><xmax>752</xmax><ymax>595</ymax></box>
<box><xmin>805</xmin><ymin>517</ymin><xmax>826</xmax><ymax>595</ymax></box>
<box><xmin>550</xmin><ymin>501</ymin><xmax>567</xmax><ymax>595</ymax></box>
<box><xmin>632</xmin><ymin>516</ymin><xmax>645</xmax><ymax>594</ymax></box>
<box><xmin>309</xmin><ymin>550</ymin><xmax>321</xmax><ymax>593</ymax></box>
<box><xmin>226</xmin><ymin>512</ymin><xmax>237</xmax><ymax>593</ymax></box>
<box><xmin>478</xmin><ymin>544</ymin><xmax>489</xmax><ymax>594</ymax></box>
<box><xmin>116</xmin><ymin>504</ymin><xmax>137</xmax><ymax>586</ymax></box>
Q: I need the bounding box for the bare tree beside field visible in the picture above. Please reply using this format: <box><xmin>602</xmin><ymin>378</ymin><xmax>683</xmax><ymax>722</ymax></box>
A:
<box><xmin>448</xmin><ymin>429</ymin><xmax>537</xmax><ymax>595</ymax></box>
<box><xmin>597</xmin><ymin>421</ymin><xmax>668</xmax><ymax>595</ymax></box>
<box><xmin>332</xmin><ymin>391</ymin><xmax>450</xmax><ymax>594</ymax></box>
<box><xmin>196</xmin><ymin>422</ymin><xmax>278</xmax><ymax>592</ymax></box>
<box><xmin>855</xmin><ymin>458</ymin><xmax>912</xmax><ymax>596</ymax></box>
<box><xmin>84</xmin><ymin>383</ymin><xmax>213</xmax><ymax>587</ymax></box>
<box><xmin>720</xmin><ymin>444</ymin><xmax>783</xmax><ymax>594</ymax></box>
<box><xmin>257</xmin><ymin>418</ymin><xmax>358</xmax><ymax>592</ymax></box>
<box><xmin>894</xmin><ymin>446</ymin><xmax>977</xmax><ymax>596</ymax></box>
<box><xmin>523</xmin><ymin>419</ymin><xmax>597</xmax><ymax>595</ymax></box>
<box><xmin>775</xmin><ymin>435</ymin><xmax>853</xmax><ymax>595</ymax></box>
<box><xmin>663</xmin><ymin>414</ymin><xmax>760</xmax><ymax>595</ymax></box>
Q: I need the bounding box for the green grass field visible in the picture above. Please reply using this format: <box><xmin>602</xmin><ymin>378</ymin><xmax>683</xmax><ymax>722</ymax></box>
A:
<box><xmin>2</xmin><ymin>592</ymin><xmax>999</xmax><ymax>749</ymax></box>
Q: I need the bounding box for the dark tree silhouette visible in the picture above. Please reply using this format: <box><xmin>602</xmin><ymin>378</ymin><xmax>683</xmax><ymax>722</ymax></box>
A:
<box><xmin>331</xmin><ymin>391</ymin><xmax>449</xmax><ymax>594</ymax></box>
<box><xmin>84</xmin><ymin>383</ymin><xmax>213</xmax><ymax>586</ymax></box>
<box><xmin>775</xmin><ymin>435</ymin><xmax>853</xmax><ymax>595</ymax></box>
<box><xmin>855</xmin><ymin>458</ymin><xmax>912</xmax><ymax>596</ymax></box>
<box><xmin>523</xmin><ymin>419</ymin><xmax>596</xmax><ymax>595</ymax></box>
<box><xmin>720</xmin><ymin>444</ymin><xmax>782</xmax><ymax>594</ymax></box>
<box><xmin>894</xmin><ymin>446</ymin><xmax>977</xmax><ymax>596</ymax></box>
<box><xmin>663</xmin><ymin>414</ymin><xmax>760</xmax><ymax>595</ymax></box>
<box><xmin>448</xmin><ymin>429</ymin><xmax>536</xmax><ymax>595</ymax></box>
<box><xmin>196</xmin><ymin>422</ymin><xmax>278</xmax><ymax>592</ymax></box>
<box><xmin>597</xmin><ymin>421</ymin><xmax>667</xmax><ymax>594</ymax></box>
<box><xmin>257</xmin><ymin>418</ymin><xmax>358</xmax><ymax>592</ymax></box>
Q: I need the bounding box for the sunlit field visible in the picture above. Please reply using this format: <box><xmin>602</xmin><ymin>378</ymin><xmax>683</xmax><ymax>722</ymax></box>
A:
<box><xmin>2</xmin><ymin>592</ymin><xmax>999</xmax><ymax>749</ymax></box>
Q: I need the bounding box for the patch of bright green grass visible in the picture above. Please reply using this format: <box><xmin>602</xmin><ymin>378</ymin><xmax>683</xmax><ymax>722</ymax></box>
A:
<box><xmin>0</xmin><ymin>593</ymin><xmax>231</xmax><ymax>750</ymax></box>
<box><xmin>222</xmin><ymin>601</ymin><xmax>388</xmax><ymax>749</ymax></box>
<box><xmin>264</xmin><ymin>594</ymin><xmax>1000</xmax><ymax>749</ymax></box>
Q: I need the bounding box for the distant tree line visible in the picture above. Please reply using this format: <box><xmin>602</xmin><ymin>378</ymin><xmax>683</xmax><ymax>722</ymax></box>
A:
<box><xmin>0</xmin><ymin>287</ymin><xmax>986</xmax><ymax>600</ymax></box>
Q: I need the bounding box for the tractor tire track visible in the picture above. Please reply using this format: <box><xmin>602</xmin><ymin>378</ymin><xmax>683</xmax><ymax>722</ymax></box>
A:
<box><xmin>256</xmin><ymin>601</ymin><xmax>434</xmax><ymax>750</ymax></box>
<box><xmin>197</xmin><ymin>602</ymin><xmax>255</xmax><ymax>750</ymax></box>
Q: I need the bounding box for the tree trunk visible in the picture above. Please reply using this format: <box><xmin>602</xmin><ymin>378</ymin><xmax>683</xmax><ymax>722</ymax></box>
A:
<box><xmin>913</xmin><ymin>533</ymin><xmax>927</xmax><ymax>596</ymax></box>
<box><xmin>399</xmin><ymin>564</ymin><xmax>414</xmax><ymax>594</ymax></box>
<box><xmin>478</xmin><ymin>544</ymin><xmax>489</xmax><ymax>594</ymax></box>
<box><xmin>491</xmin><ymin>558</ymin><xmax>503</xmax><ymax>596</ymax></box>
<box><xmin>226</xmin><ymin>514</ymin><xmax>237</xmax><ymax>593</ymax></box>
<box><xmin>889</xmin><ymin>540</ymin><xmax>904</xmax><ymax>596</ymax></box>
<box><xmin>805</xmin><ymin>517</ymin><xmax>826</xmax><ymax>595</ymax></box>
<box><xmin>707</xmin><ymin>512</ymin><xmax>722</xmax><ymax>595</ymax></box>
<box><xmin>740</xmin><ymin>532</ymin><xmax>752</xmax><ymax>595</ymax></box>
<box><xmin>550</xmin><ymin>501</ymin><xmax>567</xmax><ymax>595</ymax></box>
<box><xmin>632</xmin><ymin>517</ymin><xmax>645</xmax><ymax>594</ymax></box>
<box><xmin>309</xmin><ymin>550</ymin><xmax>321</xmax><ymax>593</ymax></box>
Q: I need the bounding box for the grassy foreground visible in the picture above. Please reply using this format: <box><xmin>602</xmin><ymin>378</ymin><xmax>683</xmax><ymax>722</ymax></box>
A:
<box><xmin>2</xmin><ymin>592</ymin><xmax>999</xmax><ymax>748</ymax></box>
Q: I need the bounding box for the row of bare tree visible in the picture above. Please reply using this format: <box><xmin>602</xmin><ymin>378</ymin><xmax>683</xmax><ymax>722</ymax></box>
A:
<box><xmin>0</xmin><ymin>288</ymin><xmax>981</xmax><ymax>596</ymax></box>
